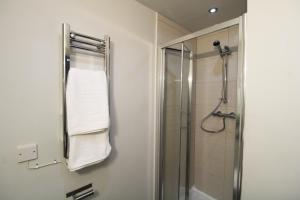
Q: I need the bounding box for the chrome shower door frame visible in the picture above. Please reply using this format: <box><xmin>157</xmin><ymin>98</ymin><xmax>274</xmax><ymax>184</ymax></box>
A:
<box><xmin>157</xmin><ymin>15</ymin><xmax>245</xmax><ymax>200</ymax></box>
<box><xmin>158</xmin><ymin>44</ymin><xmax>193</xmax><ymax>200</ymax></box>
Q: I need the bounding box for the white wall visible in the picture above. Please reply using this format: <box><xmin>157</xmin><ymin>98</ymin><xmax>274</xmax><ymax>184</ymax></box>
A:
<box><xmin>156</xmin><ymin>14</ymin><xmax>190</xmax><ymax>45</ymax></box>
<box><xmin>0</xmin><ymin>0</ymin><xmax>156</xmax><ymax>199</ymax></box>
<box><xmin>242</xmin><ymin>1</ymin><xmax>300</xmax><ymax>199</ymax></box>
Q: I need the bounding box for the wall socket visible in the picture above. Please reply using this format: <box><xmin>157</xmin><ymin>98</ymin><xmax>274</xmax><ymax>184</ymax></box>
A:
<box><xmin>17</xmin><ymin>144</ymin><xmax>38</xmax><ymax>163</ymax></box>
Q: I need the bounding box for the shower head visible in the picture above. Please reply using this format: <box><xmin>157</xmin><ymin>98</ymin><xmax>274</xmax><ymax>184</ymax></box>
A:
<box><xmin>213</xmin><ymin>40</ymin><xmax>223</xmax><ymax>56</ymax></box>
<box><xmin>213</xmin><ymin>40</ymin><xmax>231</xmax><ymax>57</ymax></box>
<box><xmin>213</xmin><ymin>40</ymin><xmax>220</xmax><ymax>46</ymax></box>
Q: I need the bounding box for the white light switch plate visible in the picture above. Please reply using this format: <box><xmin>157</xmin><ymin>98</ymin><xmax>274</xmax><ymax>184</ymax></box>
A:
<box><xmin>17</xmin><ymin>144</ymin><xmax>38</xmax><ymax>163</ymax></box>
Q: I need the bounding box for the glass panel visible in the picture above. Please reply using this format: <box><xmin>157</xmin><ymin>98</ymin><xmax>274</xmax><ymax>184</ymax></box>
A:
<box><xmin>190</xmin><ymin>26</ymin><xmax>239</xmax><ymax>200</ymax></box>
<box><xmin>179</xmin><ymin>48</ymin><xmax>191</xmax><ymax>200</ymax></box>
<box><xmin>162</xmin><ymin>43</ymin><xmax>191</xmax><ymax>200</ymax></box>
<box><xmin>162</xmin><ymin>44</ymin><xmax>190</xmax><ymax>200</ymax></box>
<box><xmin>162</xmin><ymin>45</ymin><xmax>182</xmax><ymax>200</ymax></box>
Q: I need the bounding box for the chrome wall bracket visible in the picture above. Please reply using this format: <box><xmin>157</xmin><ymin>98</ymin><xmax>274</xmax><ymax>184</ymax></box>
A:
<box><xmin>66</xmin><ymin>183</ymin><xmax>94</xmax><ymax>200</ymax></box>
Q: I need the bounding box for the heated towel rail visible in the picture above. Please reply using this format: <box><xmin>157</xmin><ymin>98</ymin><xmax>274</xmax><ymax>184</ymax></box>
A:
<box><xmin>62</xmin><ymin>23</ymin><xmax>110</xmax><ymax>159</ymax></box>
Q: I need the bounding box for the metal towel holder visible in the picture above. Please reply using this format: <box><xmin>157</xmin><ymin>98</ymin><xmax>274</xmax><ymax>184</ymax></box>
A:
<box><xmin>66</xmin><ymin>183</ymin><xmax>94</xmax><ymax>200</ymax></box>
<box><xmin>62</xmin><ymin>23</ymin><xmax>111</xmax><ymax>159</ymax></box>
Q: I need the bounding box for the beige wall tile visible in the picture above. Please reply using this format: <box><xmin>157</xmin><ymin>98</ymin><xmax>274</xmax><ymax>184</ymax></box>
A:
<box><xmin>196</xmin><ymin>30</ymin><xmax>229</xmax><ymax>54</ymax></box>
<box><xmin>228</xmin><ymin>26</ymin><xmax>239</xmax><ymax>47</ymax></box>
<box><xmin>191</xmin><ymin>26</ymin><xmax>238</xmax><ymax>200</ymax></box>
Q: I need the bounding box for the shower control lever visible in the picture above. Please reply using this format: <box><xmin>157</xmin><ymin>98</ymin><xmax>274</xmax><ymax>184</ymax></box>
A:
<box><xmin>212</xmin><ymin>111</ymin><xmax>236</xmax><ymax>119</ymax></box>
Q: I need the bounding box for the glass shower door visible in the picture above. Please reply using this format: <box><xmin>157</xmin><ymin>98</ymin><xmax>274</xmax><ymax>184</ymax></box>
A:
<box><xmin>160</xmin><ymin>43</ymin><xmax>192</xmax><ymax>200</ymax></box>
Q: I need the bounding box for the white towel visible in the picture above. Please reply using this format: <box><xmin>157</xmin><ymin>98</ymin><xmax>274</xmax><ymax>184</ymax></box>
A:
<box><xmin>67</xmin><ymin>68</ymin><xmax>109</xmax><ymax>135</ymax></box>
<box><xmin>66</xmin><ymin>68</ymin><xmax>111</xmax><ymax>171</ymax></box>
<box><xmin>67</xmin><ymin>131</ymin><xmax>111</xmax><ymax>171</ymax></box>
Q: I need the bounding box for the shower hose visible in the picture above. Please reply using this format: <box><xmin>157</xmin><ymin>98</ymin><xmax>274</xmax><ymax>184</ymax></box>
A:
<box><xmin>200</xmin><ymin>57</ymin><xmax>227</xmax><ymax>133</ymax></box>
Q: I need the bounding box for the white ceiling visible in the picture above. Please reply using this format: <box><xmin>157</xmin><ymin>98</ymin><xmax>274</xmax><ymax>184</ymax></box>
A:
<box><xmin>136</xmin><ymin>0</ymin><xmax>247</xmax><ymax>31</ymax></box>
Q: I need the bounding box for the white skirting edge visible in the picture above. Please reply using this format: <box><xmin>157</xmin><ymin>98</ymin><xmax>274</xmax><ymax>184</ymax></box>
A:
<box><xmin>190</xmin><ymin>186</ymin><xmax>217</xmax><ymax>200</ymax></box>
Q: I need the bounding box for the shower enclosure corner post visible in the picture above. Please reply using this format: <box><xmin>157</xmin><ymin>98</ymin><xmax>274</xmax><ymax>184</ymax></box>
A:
<box><xmin>62</xmin><ymin>23</ymin><xmax>71</xmax><ymax>159</ymax></box>
<box><xmin>233</xmin><ymin>15</ymin><xmax>246</xmax><ymax>200</ymax></box>
<box><xmin>177</xmin><ymin>43</ymin><xmax>184</xmax><ymax>200</ymax></box>
<box><xmin>158</xmin><ymin>47</ymin><xmax>166</xmax><ymax>200</ymax></box>
<box><xmin>185</xmin><ymin>49</ymin><xmax>194</xmax><ymax>200</ymax></box>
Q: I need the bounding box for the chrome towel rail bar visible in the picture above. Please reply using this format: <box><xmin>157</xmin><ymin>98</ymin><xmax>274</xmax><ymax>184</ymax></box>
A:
<box><xmin>70</xmin><ymin>31</ymin><xmax>105</xmax><ymax>43</ymax></box>
<box><xmin>71</xmin><ymin>38</ymin><xmax>104</xmax><ymax>49</ymax></box>
<box><xmin>70</xmin><ymin>44</ymin><xmax>104</xmax><ymax>53</ymax></box>
<box><xmin>66</xmin><ymin>183</ymin><xmax>95</xmax><ymax>200</ymax></box>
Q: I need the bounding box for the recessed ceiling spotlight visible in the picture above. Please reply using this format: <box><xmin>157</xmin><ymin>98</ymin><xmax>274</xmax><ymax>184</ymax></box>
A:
<box><xmin>208</xmin><ymin>7</ymin><xmax>218</xmax><ymax>14</ymax></box>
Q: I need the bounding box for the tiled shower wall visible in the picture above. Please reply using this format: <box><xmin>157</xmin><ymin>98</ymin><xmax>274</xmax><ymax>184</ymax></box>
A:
<box><xmin>191</xmin><ymin>26</ymin><xmax>239</xmax><ymax>200</ymax></box>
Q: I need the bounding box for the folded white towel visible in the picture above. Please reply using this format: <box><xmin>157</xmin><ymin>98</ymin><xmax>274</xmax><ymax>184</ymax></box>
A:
<box><xmin>66</xmin><ymin>67</ymin><xmax>111</xmax><ymax>171</ymax></box>
<box><xmin>67</xmin><ymin>130</ymin><xmax>111</xmax><ymax>171</ymax></box>
<box><xmin>67</xmin><ymin>68</ymin><xmax>109</xmax><ymax>135</ymax></box>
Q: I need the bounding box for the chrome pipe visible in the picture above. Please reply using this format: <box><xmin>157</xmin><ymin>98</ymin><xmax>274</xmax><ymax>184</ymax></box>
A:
<box><xmin>71</xmin><ymin>38</ymin><xmax>104</xmax><ymax>49</ymax></box>
<box><xmin>70</xmin><ymin>44</ymin><xmax>105</xmax><ymax>54</ymax></box>
<box><xmin>185</xmin><ymin>49</ymin><xmax>194</xmax><ymax>200</ymax></box>
<box><xmin>66</xmin><ymin>183</ymin><xmax>94</xmax><ymax>200</ymax></box>
<box><xmin>70</xmin><ymin>31</ymin><xmax>105</xmax><ymax>43</ymax></box>
<box><xmin>158</xmin><ymin>48</ymin><xmax>166</xmax><ymax>200</ymax></box>
<box><xmin>62</xmin><ymin>23</ymin><xmax>70</xmax><ymax>158</ymax></box>
<box><xmin>177</xmin><ymin>43</ymin><xmax>184</xmax><ymax>200</ymax></box>
<box><xmin>104</xmin><ymin>36</ymin><xmax>111</xmax><ymax>144</ymax></box>
<box><xmin>74</xmin><ymin>189</ymin><xmax>94</xmax><ymax>200</ymax></box>
<box><xmin>104</xmin><ymin>36</ymin><xmax>110</xmax><ymax>80</ymax></box>
<box><xmin>222</xmin><ymin>55</ymin><xmax>228</xmax><ymax>103</ymax></box>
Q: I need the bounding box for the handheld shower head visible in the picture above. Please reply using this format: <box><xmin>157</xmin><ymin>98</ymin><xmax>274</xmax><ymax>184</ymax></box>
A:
<box><xmin>213</xmin><ymin>40</ymin><xmax>223</xmax><ymax>56</ymax></box>
<box><xmin>213</xmin><ymin>40</ymin><xmax>220</xmax><ymax>46</ymax></box>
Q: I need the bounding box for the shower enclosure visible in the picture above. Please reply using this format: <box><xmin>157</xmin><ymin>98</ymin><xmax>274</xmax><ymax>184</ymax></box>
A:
<box><xmin>158</xmin><ymin>17</ymin><xmax>244</xmax><ymax>200</ymax></box>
